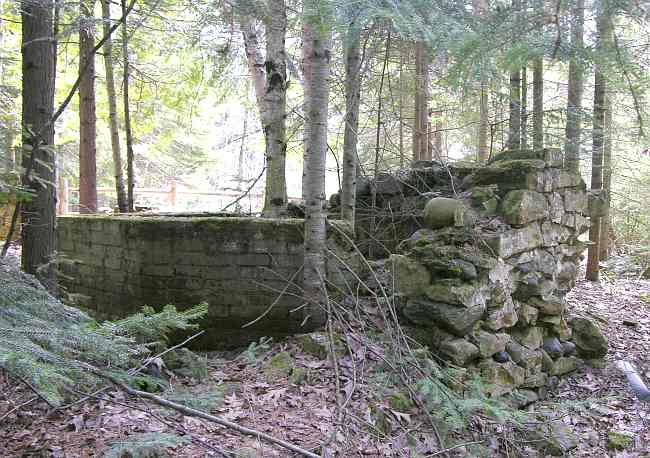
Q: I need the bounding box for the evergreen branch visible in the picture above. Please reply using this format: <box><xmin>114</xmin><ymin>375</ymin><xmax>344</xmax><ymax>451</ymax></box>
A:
<box><xmin>613</xmin><ymin>32</ymin><xmax>645</xmax><ymax>138</ymax></box>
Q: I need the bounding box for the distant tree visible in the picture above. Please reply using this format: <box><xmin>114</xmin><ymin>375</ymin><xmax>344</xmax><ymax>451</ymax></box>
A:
<box><xmin>599</xmin><ymin>94</ymin><xmax>613</xmax><ymax>260</ymax></box>
<box><xmin>79</xmin><ymin>0</ymin><xmax>97</xmax><ymax>214</ymax></box>
<box><xmin>341</xmin><ymin>19</ymin><xmax>361</xmax><ymax>230</ymax></box>
<box><xmin>121</xmin><ymin>0</ymin><xmax>135</xmax><ymax>212</ymax></box>
<box><xmin>101</xmin><ymin>0</ymin><xmax>128</xmax><ymax>213</ymax></box>
<box><xmin>20</xmin><ymin>0</ymin><xmax>56</xmax><ymax>276</ymax></box>
<box><xmin>564</xmin><ymin>0</ymin><xmax>584</xmax><ymax>171</ymax></box>
<box><xmin>507</xmin><ymin>0</ymin><xmax>521</xmax><ymax>151</ymax></box>
<box><xmin>586</xmin><ymin>8</ymin><xmax>612</xmax><ymax>282</ymax></box>
<box><xmin>473</xmin><ymin>0</ymin><xmax>489</xmax><ymax>162</ymax></box>
<box><xmin>413</xmin><ymin>40</ymin><xmax>430</xmax><ymax>161</ymax></box>
<box><xmin>532</xmin><ymin>58</ymin><xmax>543</xmax><ymax>150</ymax></box>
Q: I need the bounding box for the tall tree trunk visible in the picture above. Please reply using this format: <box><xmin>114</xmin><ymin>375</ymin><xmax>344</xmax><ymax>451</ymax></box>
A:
<box><xmin>507</xmin><ymin>0</ymin><xmax>521</xmax><ymax>150</ymax></box>
<box><xmin>302</xmin><ymin>1</ymin><xmax>330</xmax><ymax>326</ymax></box>
<box><xmin>241</xmin><ymin>18</ymin><xmax>267</xmax><ymax>126</ymax></box>
<box><xmin>521</xmin><ymin>66</ymin><xmax>528</xmax><ymax>149</ymax></box>
<box><xmin>473</xmin><ymin>0</ymin><xmax>489</xmax><ymax>161</ymax></box>
<box><xmin>564</xmin><ymin>0</ymin><xmax>584</xmax><ymax>172</ymax></box>
<box><xmin>121</xmin><ymin>0</ymin><xmax>135</xmax><ymax>212</ymax></box>
<box><xmin>101</xmin><ymin>0</ymin><xmax>128</xmax><ymax>213</ymax></box>
<box><xmin>413</xmin><ymin>40</ymin><xmax>430</xmax><ymax>161</ymax></box>
<box><xmin>300</xmin><ymin>19</ymin><xmax>313</xmax><ymax>199</ymax></box>
<box><xmin>341</xmin><ymin>25</ymin><xmax>361</xmax><ymax>230</ymax></box>
<box><xmin>478</xmin><ymin>83</ymin><xmax>488</xmax><ymax>162</ymax></box>
<box><xmin>79</xmin><ymin>0</ymin><xmax>97</xmax><ymax>214</ymax></box>
<box><xmin>20</xmin><ymin>0</ymin><xmax>56</xmax><ymax>276</ymax></box>
<box><xmin>532</xmin><ymin>58</ymin><xmax>544</xmax><ymax>150</ymax></box>
<box><xmin>412</xmin><ymin>42</ymin><xmax>422</xmax><ymax>161</ymax></box>
<box><xmin>508</xmin><ymin>69</ymin><xmax>521</xmax><ymax>150</ymax></box>
<box><xmin>599</xmin><ymin>94</ymin><xmax>612</xmax><ymax>261</ymax></box>
<box><xmin>586</xmin><ymin>12</ymin><xmax>612</xmax><ymax>282</ymax></box>
<box><xmin>261</xmin><ymin>0</ymin><xmax>288</xmax><ymax>217</ymax></box>
<box><xmin>432</xmin><ymin>111</ymin><xmax>443</xmax><ymax>160</ymax></box>
<box><xmin>398</xmin><ymin>45</ymin><xmax>405</xmax><ymax>166</ymax></box>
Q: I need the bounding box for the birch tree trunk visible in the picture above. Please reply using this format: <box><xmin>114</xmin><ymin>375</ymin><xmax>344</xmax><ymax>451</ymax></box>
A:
<box><xmin>302</xmin><ymin>1</ymin><xmax>330</xmax><ymax>326</ymax></box>
<box><xmin>101</xmin><ymin>0</ymin><xmax>128</xmax><ymax>213</ymax></box>
<box><xmin>20</xmin><ymin>0</ymin><xmax>56</xmax><ymax>275</ymax></box>
<box><xmin>301</xmin><ymin>19</ymin><xmax>313</xmax><ymax>199</ymax></box>
<box><xmin>341</xmin><ymin>25</ymin><xmax>361</xmax><ymax>230</ymax></box>
<box><xmin>261</xmin><ymin>0</ymin><xmax>288</xmax><ymax>217</ymax></box>
<box><xmin>79</xmin><ymin>0</ymin><xmax>97</xmax><ymax>214</ymax></box>
<box><xmin>241</xmin><ymin>18</ymin><xmax>267</xmax><ymax>127</ymax></box>
<box><xmin>121</xmin><ymin>0</ymin><xmax>135</xmax><ymax>212</ymax></box>
<box><xmin>564</xmin><ymin>0</ymin><xmax>584</xmax><ymax>172</ymax></box>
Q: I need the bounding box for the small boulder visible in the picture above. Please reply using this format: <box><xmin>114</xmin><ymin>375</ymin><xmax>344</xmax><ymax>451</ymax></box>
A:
<box><xmin>505</xmin><ymin>389</ymin><xmax>539</xmax><ymax>409</ymax></box>
<box><xmin>295</xmin><ymin>333</ymin><xmax>337</xmax><ymax>360</ymax></box>
<box><xmin>511</xmin><ymin>326</ymin><xmax>543</xmax><ymax>350</ymax></box>
<box><xmin>542</xmin><ymin>337</ymin><xmax>564</xmax><ymax>359</ymax></box>
<box><xmin>403</xmin><ymin>298</ymin><xmax>485</xmax><ymax>336</ymax></box>
<box><xmin>529</xmin><ymin>295</ymin><xmax>566</xmax><ymax>316</ymax></box>
<box><xmin>517</xmin><ymin>302</ymin><xmax>539</xmax><ymax>327</ymax></box>
<box><xmin>386</xmin><ymin>254</ymin><xmax>431</xmax><ymax>297</ymax></box>
<box><xmin>607</xmin><ymin>430</ymin><xmax>635</xmax><ymax>450</ymax></box>
<box><xmin>484</xmin><ymin>297</ymin><xmax>519</xmax><ymax>331</ymax></box>
<box><xmin>569</xmin><ymin>316</ymin><xmax>608</xmax><ymax>358</ymax></box>
<box><xmin>263</xmin><ymin>351</ymin><xmax>293</xmax><ymax>382</ymax></box>
<box><xmin>561</xmin><ymin>340</ymin><xmax>576</xmax><ymax>356</ymax></box>
<box><xmin>423</xmin><ymin>197</ymin><xmax>475</xmax><ymax>229</ymax></box>
<box><xmin>506</xmin><ymin>341</ymin><xmax>543</xmax><ymax>369</ymax></box>
<box><xmin>500</xmin><ymin>190</ymin><xmax>549</xmax><ymax>226</ymax></box>
<box><xmin>543</xmin><ymin>423</ymin><xmax>579</xmax><ymax>455</ymax></box>
<box><xmin>424</xmin><ymin>280</ymin><xmax>487</xmax><ymax>308</ymax></box>
<box><xmin>472</xmin><ymin>330</ymin><xmax>510</xmax><ymax>358</ymax></box>
<box><xmin>479</xmin><ymin>360</ymin><xmax>526</xmax><ymax>397</ymax></box>
<box><xmin>549</xmin><ymin>356</ymin><xmax>581</xmax><ymax>376</ymax></box>
<box><xmin>493</xmin><ymin>351</ymin><xmax>510</xmax><ymax>363</ymax></box>
<box><xmin>440</xmin><ymin>338</ymin><xmax>480</xmax><ymax>366</ymax></box>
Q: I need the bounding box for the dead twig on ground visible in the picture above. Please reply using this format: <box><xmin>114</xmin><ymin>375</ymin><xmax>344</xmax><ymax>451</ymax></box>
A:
<box><xmin>86</xmin><ymin>365</ymin><xmax>321</xmax><ymax>458</ymax></box>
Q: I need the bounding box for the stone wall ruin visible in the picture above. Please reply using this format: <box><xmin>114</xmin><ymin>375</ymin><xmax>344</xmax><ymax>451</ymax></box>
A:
<box><xmin>56</xmin><ymin>148</ymin><xmax>608</xmax><ymax>394</ymax></box>
<box><xmin>368</xmin><ymin>149</ymin><xmax>608</xmax><ymax>402</ymax></box>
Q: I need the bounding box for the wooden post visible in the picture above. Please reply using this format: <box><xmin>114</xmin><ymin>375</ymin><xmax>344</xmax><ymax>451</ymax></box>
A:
<box><xmin>169</xmin><ymin>180</ymin><xmax>177</xmax><ymax>210</ymax></box>
<box><xmin>57</xmin><ymin>178</ymin><xmax>69</xmax><ymax>215</ymax></box>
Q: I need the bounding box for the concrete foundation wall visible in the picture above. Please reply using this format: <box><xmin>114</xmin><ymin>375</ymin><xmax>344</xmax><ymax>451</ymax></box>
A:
<box><xmin>57</xmin><ymin>216</ymin><xmax>320</xmax><ymax>349</ymax></box>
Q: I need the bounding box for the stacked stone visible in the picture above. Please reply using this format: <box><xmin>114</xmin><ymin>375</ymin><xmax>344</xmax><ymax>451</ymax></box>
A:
<box><xmin>388</xmin><ymin>149</ymin><xmax>608</xmax><ymax>402</ymax></box>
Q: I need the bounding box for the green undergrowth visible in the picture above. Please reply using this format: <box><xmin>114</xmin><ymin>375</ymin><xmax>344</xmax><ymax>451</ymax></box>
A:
<box><xmin>102</xmin><ymin>432</ymin><xmax>188</xmax><ymax>458</ymax></box>
<box><xmin>0</xmin><ymin>260</ymin><xmax>207</xmax><ymax>405</ymax></box>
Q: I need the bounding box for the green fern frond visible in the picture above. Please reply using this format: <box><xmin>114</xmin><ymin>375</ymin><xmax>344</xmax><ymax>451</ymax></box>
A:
<box><xmin>102</xmin><ymin>432</ymin><xmax>188</xmax><ymax>458</ymax></box>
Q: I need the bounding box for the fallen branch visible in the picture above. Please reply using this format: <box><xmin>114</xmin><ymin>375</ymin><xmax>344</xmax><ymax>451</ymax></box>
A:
<box><xmin>88</xmin><ymin>366</ymin><xmax>320</xmax><ymax>458</ymax></box>
<box><xmin>0</xmin><ymin>396</ymin><xmax>37</xmax><ymax>422</ymax></box>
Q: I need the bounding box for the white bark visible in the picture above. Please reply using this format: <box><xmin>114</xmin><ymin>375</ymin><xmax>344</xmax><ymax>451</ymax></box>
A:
<box><xmin>303</xmin><ymin>1</ymin><xmax>331</xmax><ymax>326</ymax></box>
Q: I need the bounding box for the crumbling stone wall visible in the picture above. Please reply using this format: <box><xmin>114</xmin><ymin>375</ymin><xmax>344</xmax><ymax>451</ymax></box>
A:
<box><xmin>379</xmin><ymin>149</ymin><xmax>608</xmax><ymax>402</ymax></box>
<box><xmin>57</xmin><ymin>215</ymin><xmax>354</xmax><ymax>349</ymax></box>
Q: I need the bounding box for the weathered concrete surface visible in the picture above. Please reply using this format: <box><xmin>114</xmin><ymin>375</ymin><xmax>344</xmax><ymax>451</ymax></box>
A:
<box><xmin>57</xmin><ymin>215</ymin><xmax>352</xmax><ymax>349</ymax></box>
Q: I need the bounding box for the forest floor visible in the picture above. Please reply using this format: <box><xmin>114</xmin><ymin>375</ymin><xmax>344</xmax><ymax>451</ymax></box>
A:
<box><xmin>1</xmin><ymin>247</ymin><xmax>650</xmax><ymax>457</ymax></box>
